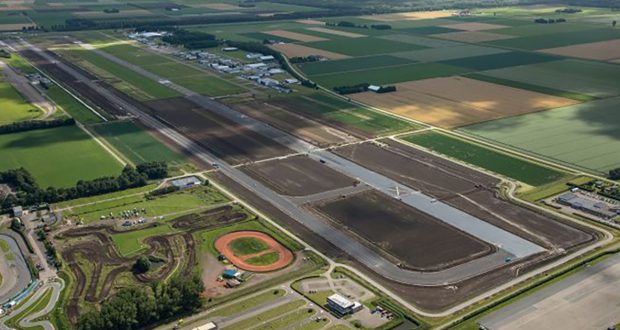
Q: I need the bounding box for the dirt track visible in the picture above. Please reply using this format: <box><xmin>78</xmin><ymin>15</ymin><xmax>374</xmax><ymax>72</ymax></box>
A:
<box><xmin>143</xmin><ymin>97</ymin><xmax>294</xmax><ymax>165</ymax></box>
<box><xmin>214</xmin><ymin>231</ymin><xmax>294</xmax><ymax>272</ymax></box>
<box><xmin>241</xmin><ymin>155</ymin><xmax>354</xmax><ymax>196</ymax></box>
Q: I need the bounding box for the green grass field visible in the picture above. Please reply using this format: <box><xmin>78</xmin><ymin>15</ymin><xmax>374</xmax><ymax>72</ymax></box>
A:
<box><xmin>224</xmin><ymin>300</ymin><xmax>306</xmax><ymax>330</ymax></box>
<box><xmin>53</xmin><ymin>184</ymin><xmax>157</xmax><ymax>209</ymax></box>
<box><xmin>308</xmin><ymin>37</ymin><xmax>425</xmax><ymax>56</ymax></box>
<box><xmin>402</xmin><ymin>131</ymin><xmax>567</xmax><ymax>186</ymax></box>
<box><xmin>298</xmin><ymin>55</ymin><xmax>413</xmax><ymax>76</ymax></box>
<box><xmin>0</xmin><ymin>125</ymin><xmax>122</xmax><ymax>187</ymax></box>
<box><xmin>392</xmin><ymin>44</ymin><xmax>507</xmax><ymax>62</ymax></box>
<box><xmin>0</xmin><ymin>79</ymin><xmax>41</xmax><ymax>124</ymax></box>
<box><xmin>440</xmin><ymin>51</ymin><xmax>559</xmax><ymax>71</ymax></box>
<box><xmin>487</xmin><ymin>27</ymin><xmax>620</xmax><ymax>50</ymax></box>
<box><xmin>245</xmin><ymin>252</ymin><xmax>280</xmax><ymax>266</ymax></box>
<box><xmin>210</xmin><ymin>289</ymin><xmax>286</xmax><ymax>317</ymax></box>
<box><xmin>460</xmin><ymin>96</ymin><xmax>620</xmax><ymax>173</ymax></box>
<box><xmin>229</xmin><ymin>237</ymin><xmax>270</xmax><ymax>256</ymax></box>
<box><xmin>65</xmin><ymin>186</ymin><xmax>229</xmax><ymax>224</ymax></box>
<box><xmin>480</xmin><ymin>59</ymin><xmax>620</xmax><ymax>98</ymax></box>
<box><xmin>46</xmin><ymin>85</ymin><xmax>104</xmax><ymax>123</ymax></box>
<box><xmin>112</xmin><ymin>223</ymin><xmax>178</xmax><ymax>257</ymax></box>
<box><xmin>313</xmin><ymin>62</ymin><xmax>467</xmax><ymax>88</ymax></box>
<box><xmin>92</xmin><ymin>121</ymin><xmax>184</xmax><ymax>165</ymax></box>
<box><xmin>281</xmin><ymin>93</ymin><xmax>418</xmax><ymax>136</ymax></box>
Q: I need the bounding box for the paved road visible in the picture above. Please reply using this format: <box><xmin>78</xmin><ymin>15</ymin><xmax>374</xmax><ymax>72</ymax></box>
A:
<box><xmin>15</xmin><ymin>38</ymin><xmax>544</xmax><ymax>286</ymax></box>
<box><xmin>0</xmin><ymin>280</ymin><xmax>63</xmax><ymax>330</ymax></box>
<box><xmin>480</xmin><ymin>253</ymin><xmax>620</xmax><ymax>330</ymax></box>
<box><xmin>0</xmin><ymin>234</ymin><xmax>31</xmax><ymax>305</ymax></box>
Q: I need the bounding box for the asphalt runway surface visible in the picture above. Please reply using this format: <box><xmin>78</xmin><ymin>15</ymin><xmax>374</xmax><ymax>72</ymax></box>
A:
<box><xmin>15</xmin><ymin>38</ymin><xmax>545</xmax><ymax>286</ymax></box>
<box><xmin>480</xmin><ymin>253</ymin><xmax>620</xmax><ymax>330</ymax></box>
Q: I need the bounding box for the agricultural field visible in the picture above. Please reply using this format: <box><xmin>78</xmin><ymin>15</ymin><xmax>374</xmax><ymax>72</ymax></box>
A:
<box><xmin>0</xmin><ymin>125</ymin><xmax>122</xmax><ymax>187</ymax></box>
<box><xmin>402</xmin><ymin>131</ymin><xmax>567</xmax><ymax>186</ymax></box>
<box><xmin>460</xmin><ymin>96</ymin><xmax>620</xmax><ymax>174</ymax></box>
<box><xmin>92</xmin><ymin>120</ymin><xmax>184</xmax><ymax>165</ymax></box>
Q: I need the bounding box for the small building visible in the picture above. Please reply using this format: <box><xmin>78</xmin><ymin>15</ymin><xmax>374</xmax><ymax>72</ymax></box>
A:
<box><xmin>284</xmin><ymin>78</ymin><xmax>299</xmax><ymax>84</ymax></box>
<box><xmin>12</xmin><ymin>206</ymin><xmax>23</xmax><ymax>218</ymax></box>
<box><xmin>246</xmin><ymin>53</ymin><xmax>263</xmax><ymax>59</ymax></box>
<box><xmin>268</xmin><ymin>68</ymin><xmax>284</xmax><ymax>74</ymax></box>
<box><xmin>171</xmin><ymin>176</ymin><xmax>202</xmax><ymax>189</ymax></box>
<box><xmin>192</xmin><ymin>321</ymin><xmax>218</xmax><ymax>330</ymax></box>
<box><xmin>556</xmin><ymin>192</ymin><xmax>618</xmax><ymax>219</ymax></box>
<box><xmin>245</xmin><ymin>63</ymin><xmax>267</xmax><ymax>70</ymax></box>
<box><xmin>225</xmin><ymin>279</ymin><xmax>241</xmax><ymax>288</ymax></box>
<box><xmin>258</xmin><ymin>78</ymin><xmax>280</xmax><ymax>87</ymax></box>
<box><xmin>260</xmin><ymin>55</ymin><xmax>275</xmax><ymax>61</ymax></box>
<box><xmin>326</xmin><ymin>294</ymin><xmax>362</xmax><ymax>315</ymax></box>
<box><xmin>222</xmin><ymin>269</ymin><xmax>242</xmax><ymax>279</ymax></box>
<box><xmin>368</xmin><ymin>85</ymin><xmax>381</xmax><ymax>92</ymax></box>
<box><xmin>222</xmin><ymin>47</ymin><xmax>238</xmax><ymax>52</ymax></box>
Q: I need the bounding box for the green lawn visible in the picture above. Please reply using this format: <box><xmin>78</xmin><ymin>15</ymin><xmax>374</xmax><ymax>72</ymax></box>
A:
<box><xmin>111</xmin><ymin>223</ymin><xmax>178</xmax><ymax>257</ymax></box>
<box><xmin>480</xmin><ymin>59</ymin><xmax>620</xmax><ymax>98</ymax></box>
<box><xmin>313</xmin><ymin>62</ymin><xmax>468</xmax><ymax>88</ymax></box>
<box><xmin>258</xmin><ymin>307</ymin><xmax>317</xmax><ymax>330</ymax></box>
<box><xmin>460</xmin><ymin>96</ymin><xmax>620</xmax><ymax>173</ymax></box>
<box><xmin>308</xmin><ymin>37</ymin><xmax>425</xmax><ymax>56</ymax></box>
<box><xmin>0</xmin><ymin>81</ymin><xmax>41</xmax><ymax>124</ymax></box>
<box><xmin>46</xmin><ymin>85</ymin><xmax>103</xmax><ymax>124</ymax></box>
<box><xmin>402</xmin><ymin>131</ymin><xmax>567</xmax><ymax>186</ymax></box>
<box><xmin>53</xmin><ymin>184</ymin><xmax>157</xmax><ymax>209</ymax></box>
<box><xmin>224</xmin><ymin>300</ymin><xmax>306</xmax><ymax>330</ymax></box>
<box><xmin>92</xmin><ymin>121</ymin><xmax>184</xmax><ymax>165</ymax></box>
<box><xmin>211</xmin><ymin>289</ymin><xmax>286</xmax><ymax>317</ymax></box>
<box><xmin>245</xmin><ymin>252</ymin><xmax>280</xmax><ymax>266</ymax></box>
<box><xmin>65</xmin><ymin>186</ymin><xmax>229</xmax><ymax>224</ymax></box>
<box><xmin>0</xmin><ymin>125</ymin><xmax>122</xmax><ymax>188</ymax></box>
<box><xmin>229</xmin><ymin>237</ymin><xmax>270</xmax><ymax>256</ymax></box>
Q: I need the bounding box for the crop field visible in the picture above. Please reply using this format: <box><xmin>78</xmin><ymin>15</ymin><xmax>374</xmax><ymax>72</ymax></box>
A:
<box><xmin>0</xmin><ymin>125</ymin><xmax>122</xmax><ymax>187</ymax></box>
<box><xmin>92</xmin><ymin>120</ymin><xmax>184</xmax><ymax>165</ymax></box>
<box><xmin>46</xmin><ymin>85</ymin><xmax>103</xmax><ymax>124</ymax></box>
<box><xmin>297</xmin><ymin>55</ymin><xmax>413</xmax><ymax>76</ymax></box>
<box><xmin>270</xmin><ymin>43</ymin><xmax>350</xmax><ymax>60</ymax></box>
<box><xmin>0</xmin><ymin>78</ymin><xmax>41</xmax><ymax>123</ymax></box>
<box><xmin>313</xmin><ymin>62</ymin><xmax>467</xmax><ymax>89</ymax></box>
<box><xmin>392</xmin><ymin>44</ymin><xmax>507</xmax><ymax>62</ymax></box>
<box><xmin>460</xmin><ymin>97</ymin><xmax>620</xmax><ymax>173</ymax></box>
<box><xmin>540</xmin><ymin>39</ymin><xmax>620</xmax><ymax>61</ymax></box>
<box><xmin>487</xmin><ymin>27</ymin><xmax>620</xmax><ymax>50</ymax></box>
<box><xmin>314</xmin><ymin>189</ymin><xmax>493</xmax><ymax>271</ymax></box>
<box><xmin>350</xmin><ymin>76</ymin><xmax>577</xmax><ymax>128</ymax></box>
<box><xmin>434</xmin><ymin>31</ymin><xmax>515</xmax><ymax>43</ymax></box>
<box><xmin>402</xmin><ymin>131</ymin><xmax>567</xmax><ymax>186</ymax></box>
<box><xmin>307</xmin><ymin>37</ymin><xmax>424</xmax><ymax>56</ymax></box>
<box><xmin>479</xmin><ymin>59</ymin><xmax>620</xmax><ymax>98</ymax></box>
<box><xmin>267</xmin><ymin>93</ymin><xmax>418</xmax><ymax>137</ymax></box>
<box><xmin>439</xmin><ymin>51</ymin><xmax>558</xmax><ymax>71</ymax></box>
<box><xmin>64</xmin><ymin>186</ymin><xmax>229</xmax><ymax>224</ymax></box>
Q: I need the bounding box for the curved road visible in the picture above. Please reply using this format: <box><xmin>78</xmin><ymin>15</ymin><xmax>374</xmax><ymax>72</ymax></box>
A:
<box><xmin>0</xmin><ymin>280</ymin><xmax>63</xmax><ymax>330</ymax></box>
<box><xmin>0</xmin><ymin>234</ymin><xmax>31</xmax><ymax>305</ymax></box>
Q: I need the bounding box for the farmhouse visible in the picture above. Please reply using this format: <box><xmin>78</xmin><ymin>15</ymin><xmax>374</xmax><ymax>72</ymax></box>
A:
<box><xmin>12</xmin><ymin>206</ymin><xmax>23</xmax><ymax>218</ymax></box>
<box><xmin>326</xmin><ymin>293</ymin><xmax>363</xmax><ymax>315</ymax></box>
<box><xmin>555</xmin><ymin>192</ymin><xmax>619</xmax><ymax>219</ymax></box>
<box><xmin>171</xmin><ymin>176</ymin><xmax>202</xmax><ymax>189</ymax></box>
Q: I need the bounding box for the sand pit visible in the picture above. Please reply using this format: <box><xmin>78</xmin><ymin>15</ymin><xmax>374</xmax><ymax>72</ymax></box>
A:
<box><xmin>215</xmin><ymin>231</ymin><xmax>294</xmax><ymax>272</ymax></box>
<box><xmin>540</xmin><ymin>39</ymin><xmax>620</xmax><ymax>61</ymax></box>
<box><xmin>296</xmin><ymin>19</ymin><xmax>325</xmax><ymax>25</ymax></box>
<box><xmin>264</xmin><ymin>30</ymin><xmax>327</xmax><ymax>42</ymax></box>
<box><xmin>350</xmin><ymin>76</ymin><xmax>578</xmax><ymax>128</ymax></box>
<box><xmin>361</xmin><ymin>10</ymin><xmax>453</xmax><ymax>21</ymax></box>
<box><xmin>306</xmin><ymin>27</ymin><xmax>366</xmax><ymax>38</ymax></box>
<box><xmin>440</xmin><ymin>22</ymin><xmax>508</xmax><ymax>31</ymax></box>
<box><xmin>434</xmin><ymin>31</ymin><xmax>515</xmax><ymax>43</ymax></box>
<box><xmin>270</xmin><ymin>43</ymin><xmax>350</xmax><ymax>60</ymax></box>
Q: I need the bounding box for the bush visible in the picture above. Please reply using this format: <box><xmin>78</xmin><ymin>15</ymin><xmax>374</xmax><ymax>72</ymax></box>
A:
<box><xmin>133</xmin><ymin>256</ymin><xmax>150</xmax><ymax>273</ymax></box>
<box><xmin>333</xmin><ymin>83</ymin><xmax>369</xmax><ymax>95</ymax></box>
<box><xmin>609</xmin><ymin>168</ymin><xmax>620</xmax><ymax>180</ymax></box>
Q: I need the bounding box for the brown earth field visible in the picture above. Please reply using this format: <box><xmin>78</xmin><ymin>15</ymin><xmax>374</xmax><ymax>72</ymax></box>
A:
<box><xmin>269</xmin><ymin>43</ymin><xmax>350</xmax><ymax>60</ymax></box>
<box><xmin>228</xmin><ymin>99</ymin><xmax>356</xmax><ymax>147</ymax></box>
<box><xmin>209</xmin><ymin>171</ymin><xmax>581</xmax><ymax>312</ymax></box>
<box><xmin>313</xmin><ymin>189</ymin><xmax>495</xmax><ymax>271</ymax></box>
<box><xmin>142</xmin><ymin>97</ymin><xmax>294</xmax><ymax>165</ymax></box>
<box><xmin>59</xmin><ymin>206</ymin><xmax>247</xmax><ymax>323</ymax></box>
<box><xmin>333</xmin><ymin>140</ymin><xmax>597</xmax><ymax>249</ymax></box>
<box><xmin>433</xmin><ymin>31</ymin><xmax>515</xmax><ymax>43</ymax></box>
<box><xmin>20</xmin><ymin>49</ymin><xmax>126</xmax><ymax>118</ymax></box>
<box><xmin>264</xmin><ymin>30</ymin><xmax>328</xmax><ymax>42</ymax></box>
<box><xmin>540</xmin><ymin>39</ymin><xmax>620</xmax><ymax>61</ymax></box>
<box><xmin>360</xmin><ymin>10</ymin><xmax>454</xmax><ymax>21</ymax></box>
<box><xmin>241</xmin><ymin>155</ymin><xmax>355</xmax><ymax>196</ymax></box>
<box><xmin>350</xmin><ymin>76</ymin><xmax>578</xmax><ymax>128</ymax></box>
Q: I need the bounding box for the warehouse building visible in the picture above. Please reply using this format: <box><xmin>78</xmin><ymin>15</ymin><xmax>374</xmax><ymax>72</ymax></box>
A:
<box><xmin>326</xmin><ymin>293</ymin><xmax>362</xmax><ymax>315</ymax></box>
<box><xmin>556</xmin><ymin>192</ymin><xmax>619</xmax><ymax>219</ymax></box>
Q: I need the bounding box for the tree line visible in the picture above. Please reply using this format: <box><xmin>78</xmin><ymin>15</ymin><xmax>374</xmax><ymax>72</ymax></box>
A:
<box><xmin>161</xmin><ymin>29</ymin><xmax>219</xmax><ymax>49</ymax></box>
<box><xmin>0</xmin><ymin>162</ymin><xmax>168</xmax><ymax>213</ymax></box>
<box><xmin>78</xmin><ymin>274</ymin><xmax>204</xmax><ymax>330</ymax></box>
<box><xmin>0</xmin><ymin>118</ymin><xmax>75</xmax><ymax>135</ymax></box>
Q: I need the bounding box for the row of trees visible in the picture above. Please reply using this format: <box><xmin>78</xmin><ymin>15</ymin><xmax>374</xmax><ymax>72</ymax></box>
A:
<box><xmin>78</xmin><ymin>274</ymin><xmax>204</xmax><ymax>330</ymax></box>
<box><xmin>534</xmin><ymin>18</ymin><xmax>567</xmax><ymax>23</ymax></box>
<box><xmin>0</xmin><ymin>162</ymin><xmax>168</xmax><ymax>213</ymax></box>
<box><xmin>0</xmin><ymin>118</ymin><xmax>75</xmax><ymax>135</ymax></box>
<box><xmin>326</xmin><ymin>21</ymin><xmax>392</xmax><ymax>30</ymax></box>
<box><xmin>334</xmin><ymin>83</ymin><xmax>370</xmax><ymax>95</ymax></box>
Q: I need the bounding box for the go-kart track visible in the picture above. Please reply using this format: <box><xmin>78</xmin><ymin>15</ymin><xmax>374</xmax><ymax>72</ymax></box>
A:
<box><xmin>13</xmin><ymin>38</ymin><xmax>591</xmax><ymax>291</ymax></box>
